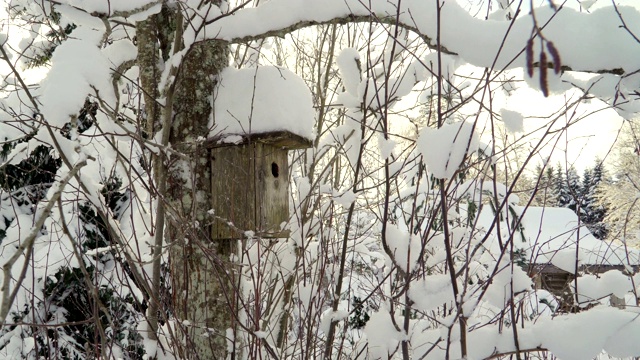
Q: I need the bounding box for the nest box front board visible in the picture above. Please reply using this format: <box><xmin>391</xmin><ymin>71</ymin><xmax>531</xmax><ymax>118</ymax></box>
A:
<box><xmin>209</xmin><ymin>131</ymin><xmax>311</xmax><ymax>240</ymax></box>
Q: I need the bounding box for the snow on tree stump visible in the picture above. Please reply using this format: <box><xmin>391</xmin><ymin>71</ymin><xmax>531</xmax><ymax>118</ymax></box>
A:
<box><xmin>207</xmin><ymin>131</ymin><xmax>311</xmax><ymax>240</ymax></box>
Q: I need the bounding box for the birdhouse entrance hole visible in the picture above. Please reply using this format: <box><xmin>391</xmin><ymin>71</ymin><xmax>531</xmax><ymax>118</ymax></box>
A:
<box><xmin>271</xmin><ymin>162</ymin><xmax>279</xmax><ymax>178</ymax></box>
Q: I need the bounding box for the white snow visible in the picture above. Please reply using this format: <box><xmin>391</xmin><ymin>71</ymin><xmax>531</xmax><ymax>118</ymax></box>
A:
<box><xmin>40</xmin><ymin>40</ymin><xmax>114</xmax><ymax>128</ymax></box>
<box><xmin>199</xmin><ymin>0</ymin><xmax>640</xmax><ymax>75</ymax></box>
<box><xmin>363</xmin><ymin>311</ymin><xmax>405</xmax><ymax>359</ymax></box>
<box><xmin>3</xmin><ymin>143</ymin><xmax>30</xmax><ymax>165</ymax></box>
<box><xmin>409</xmin><ymin>274</ymin><xmax>455</xmax><ymax>312</ymax></box>
<box><xmin>484</xmin><ymin>262</ymin><xmax>532</xmax><ymax>307</ymax></box>
<box><xmin>378</xmin><ymin>134</ymin><xmax>396</xmax><ymax>160</ymax></box>
<box><xmin>533</xmin><ymin>306</ymin><xmax>636</xmax><ymax>360</ymax></box>
<box><xmin>332</xmin><ymin>189</ymin><xmax>356</xmax><ymax>208</ymax></box>
<box><xmin>477</xmin><ymin>206</ymin><xmax>640</xmax><ymax>267</ymax></box>
<box><xmin>210</xmin><ymin>66</ymin><xmax>315</xmax><ymax>140</ymax></box>
<box><xmin>336</xmin><ymin>48</ymin><xmax>361</xmax><ymax>97</ymax></box>
<box><xmin>102</xmin><ymin>40</ymin><xmax>138</xmax><ymax>68</ymax></box>
<box><xmin>55</xmin><ymin>0</ymin><xmax>158</xmax><ymax>15</ymax></box>
<box><xmin>417</xmin><ymin>121</ymin><xmax>479</xmax><ymax>179</ymax></box>
<box><xmin>500</xmin><ymin>109</ymin><xmax>524</xmax><ymax>134</ymax></box>
<box><xmin>423</xmin><ymin>52</ymin><xmax>460</xmax><ymax>80</ymax></box>
<box><xmin>385</xmin><ymin>223</ymin><xmax>421</xmax><ymax>272</ymax></box>
<box><xmin>319</xmin><ymin>309</ymin><xmax>349</xmax><ymax>333</ymax></box>
<box><xmin>6</xmin><ymin>0</ymin><xmax>640</xmax><ymax>359</ymax></box>
<box><xmin>574</xmin><ymin>270</ymin><xmax>634</xmax><ymax>306</ymax></box>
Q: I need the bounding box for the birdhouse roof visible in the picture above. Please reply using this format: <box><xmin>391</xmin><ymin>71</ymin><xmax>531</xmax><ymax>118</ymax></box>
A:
<box><xmin>209</xmin><ymin>66</ymin><xmax>315</xmax><ymax>141</ymax></box>
<box><xmin>205</xmin><ymin>130</ymin><xmax>312</xmax><ymax>149</ymax></box>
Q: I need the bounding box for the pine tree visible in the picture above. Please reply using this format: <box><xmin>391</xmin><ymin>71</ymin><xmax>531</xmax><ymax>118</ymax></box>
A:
<box><xmin>566</xmin><ymin>166</ymin><xmax>582</xmax><ymax>214</ymax></box>
<box><xmin>598</xmin><ymin>122</ymin><xmax>640</xmax><ymax>244</ymax></box>
<box><xmin>554</xmin><ymin>164</ymin><xmax>571</xmax><ymax>207</ymax></box>
<box><xmin>581</xmin><ymin>167</ymin><xmax>593</xmax><ymax>199</ymax></box>
<box><xmin>531</xmin><ymin>163</ymin><xmax>557</xmax><ymax>207</ymax></box>
<box><xmin>582</xmin><ymin>160</ymin><xmax>608</xmax><ymax>239</ymax></box>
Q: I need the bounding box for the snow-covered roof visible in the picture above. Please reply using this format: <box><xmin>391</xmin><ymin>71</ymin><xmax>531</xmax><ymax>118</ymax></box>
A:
<box><xmin>210</xmin><ymin>66</ymin><xmax>315</xmax><ymax>141</ymax></box>
<box><xmin>477</xmin><ymin>206</ymin><xmax>640</xmax><ymax>272</ymax></box>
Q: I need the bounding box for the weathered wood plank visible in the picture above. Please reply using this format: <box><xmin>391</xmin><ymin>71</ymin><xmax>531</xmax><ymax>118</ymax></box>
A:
<box><xmin>211</xmin><ymin>142</ymin><xmax>291</xmax><ymax>239</ymax></box>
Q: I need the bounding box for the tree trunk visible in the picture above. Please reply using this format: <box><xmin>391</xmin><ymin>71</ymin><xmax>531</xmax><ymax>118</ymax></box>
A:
<box><xmin>137</xmin><ymin>5</ymin><xmax>233</xmax><ymax>358</ymax></box>
<box><xmin>167</xmin><ymin>38</ymin><xmax>232</xmax><ymax>359</ymax></box>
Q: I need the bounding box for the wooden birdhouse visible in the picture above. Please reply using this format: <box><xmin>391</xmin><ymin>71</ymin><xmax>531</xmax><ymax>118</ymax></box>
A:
<box><xmin>208</xmin><ymin>131</ymin><xmax>312</xmax><ymax>240</ymax></box>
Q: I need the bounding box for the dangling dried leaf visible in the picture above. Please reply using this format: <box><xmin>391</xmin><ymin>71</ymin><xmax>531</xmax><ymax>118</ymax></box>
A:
<box><xmin>526</xmin><ymin>38</ymin><xmax>534</xmax><ymax>78</ymax></box>
<box><xmin>539</xmin><ymin>51</ymin><xmax>549</xmax><ymax>97</ymax></box>
<box><xmin>546</xmin><ymin>41</ymin><xmax>562</xmax><ymax>74</ymax></box>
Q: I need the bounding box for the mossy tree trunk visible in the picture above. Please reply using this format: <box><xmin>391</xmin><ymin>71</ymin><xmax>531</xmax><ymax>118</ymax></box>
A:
<box><xmin>168</xmin><ymin>38</ymin><xmax>233</xmax><ymax>359</ymax></box>
<box><xmin>136</xmin><ymin>3</ymin><xmax>234</xmax><ymax>358</ymax></box>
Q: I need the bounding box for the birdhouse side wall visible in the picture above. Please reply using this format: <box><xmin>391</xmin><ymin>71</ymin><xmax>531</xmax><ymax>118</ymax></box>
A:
<box><xmin>255</xmin><ymin>144</ymin><xmax>289</xmax><ymax>238</ymax></box>
<box><xmin>211</xmin><ymin>145</ymin><xmax>257</xmax><ymax>239</ymax></box>
<box><xmin>210</xmin><ymin>143</ymin><xmax>290</xmax><ymax>239</ymax></box>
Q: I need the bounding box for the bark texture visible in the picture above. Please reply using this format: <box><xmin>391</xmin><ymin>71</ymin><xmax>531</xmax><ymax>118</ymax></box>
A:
<box><xmin>167</xmin><ymin>39</ymin><xmax>232</xmax><ymax>359</ymax></box>
<box><xmin>138</xmin><ymin>5</ymin><xmax>233</xmax><ymax>357</ymax></box>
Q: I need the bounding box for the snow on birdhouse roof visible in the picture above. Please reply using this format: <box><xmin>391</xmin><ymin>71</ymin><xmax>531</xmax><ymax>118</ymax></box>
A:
<box><xmin>209</xmin><ymin>66</ymin><xmax>315</xmax><ymax>143</ymax></box>
<box><xmin>476</xmin><ymin>206</ymin><xmax>640</xmax><ymax>272</ymax></box>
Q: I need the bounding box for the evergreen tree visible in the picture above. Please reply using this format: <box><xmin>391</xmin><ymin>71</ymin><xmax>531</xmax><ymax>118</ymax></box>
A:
<box><xmin>598</xmin><ymin>122</ymin><xmax>640</xmax><ymax>244</ymax></box>
<box><xmin>565</xmin><ymin>166</ymin><xmax>582</xmax><ymax>214</ymax></box>
<box><xmin>531</xmin><ymin>163</ymin><xmax>557</xmax><ymax>207</ymax></box>
<box><xmin>581</xmin><ymin>167</ymin><xmax>593</xmax><ymax>199</ymax></box>
<box><xmin>582</xmin><ymin>160</ymin><xmax>608</xmax><ymax>239</ymax></box>
<box><xmin>554</xmin><ymin>164</ymin><xmax>571</xmax><ymax>208</ymax></box>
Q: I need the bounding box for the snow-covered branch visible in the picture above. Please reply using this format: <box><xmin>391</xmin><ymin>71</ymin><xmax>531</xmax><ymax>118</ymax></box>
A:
<box><xmin>201</xmin><ymin>0</ymin><xmax>640</xmax><ymax>74</ymax></box>
<box><xmin>0</xmin><ymin>158</ymin><xmax>87</xmax><ymax>324</ymax></box>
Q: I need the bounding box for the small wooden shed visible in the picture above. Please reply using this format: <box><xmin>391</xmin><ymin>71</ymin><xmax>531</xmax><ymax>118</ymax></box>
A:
<box><xmin>478</xmin><ymin>205</ymin><xmax>640</xmax><ymax>312</ymax></box>
<box><xmin>206</xmin><ymin>131</ymin><xmax>311</xmax><ymax>240</ymax></box>
<box><xmin>529</xmin><ymin>263</ymin><xmax>638</xmax><ymax>312</ymax></box>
